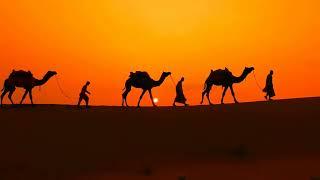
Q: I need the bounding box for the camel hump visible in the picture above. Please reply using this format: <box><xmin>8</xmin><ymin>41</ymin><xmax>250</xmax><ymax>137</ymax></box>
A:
<box><xmin>209</xmin><ymin>69</ymin><xmax>223</xmax><ymax>77</ymax></box>
<box><xmin>212</xmin><ymin>69</ymin><xmax>232</xmax><ymax>76</ymax></box>
<box><xmin>214</xmin><ymin>69</ymin><xmax>225</xmax><ymax>73</ymax></box>
<box><xmin>130</xmin><ymin>71</ymin><xmax>151</xmax><ymax>79</ymax></box>
<box><xmin>207</xmin><ymin>69</ymin><xmax>233</xmax><ymax>82</ymax></box>
<box><xmin>9</xmin><ymin>70</ymin><xmax>33</xmax><ymax>79</ymax></box>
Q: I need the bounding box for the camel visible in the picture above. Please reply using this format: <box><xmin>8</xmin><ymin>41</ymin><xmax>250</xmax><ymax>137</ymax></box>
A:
<box><xmin>0</xmin><ymin>70</ymin><xmax>57</xmax><ymax>106</ymax></box>
<box><xmin>200</xmin><ymin>67</ymin><xmax>254</xmax><ymax>105</ymax></box>
<box><xmin>122</xmin><ymin>71</ymin><xmax>171</xmax><ymax>107</ymax></box>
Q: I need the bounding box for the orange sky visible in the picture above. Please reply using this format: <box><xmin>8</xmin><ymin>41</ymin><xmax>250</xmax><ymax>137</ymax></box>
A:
<box><xmin>0</xmin><ymin>0</ymin><xmax>319</xmax><ymax>106</ymax></box>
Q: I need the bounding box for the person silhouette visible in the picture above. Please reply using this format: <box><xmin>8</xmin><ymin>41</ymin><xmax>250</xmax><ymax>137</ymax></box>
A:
<box><xmin>173</xmin><ymin>77</ymin><xmax>188</xmax><ymax>106</ymax></box>
<box><xmin>77</xmin><ymin>81</ymin><xmax>91</xmax><ymax>108</ymax></box>
<box><xmin>263</xmin><ymin>70</ymin><xmax>275</xmax><ymax>100</ymax></box>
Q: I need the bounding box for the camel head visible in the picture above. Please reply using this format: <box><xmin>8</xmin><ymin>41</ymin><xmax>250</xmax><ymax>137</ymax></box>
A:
<box><xmin>244</xmin><ymin>67</ymin><xmax>254</xmax><ymax>75</ymax></box>
<box><xmin>162</xmin><ymin>71</ymin><xmax>171</xmax><ymax>78</ymax></box>
<box><xmin>42</xmin><ymin>71</ymin><xmax>57</xmax><ymax>81</ymax></box>
<box><xmin>47</xmin><ymin>71</ymin><xmax>58</xmax><ymax>77</ymax></box>
<box><xmin>44</xmin><ymin>71</ymin><xmax>57</xmax><ymax>79</ymax></box>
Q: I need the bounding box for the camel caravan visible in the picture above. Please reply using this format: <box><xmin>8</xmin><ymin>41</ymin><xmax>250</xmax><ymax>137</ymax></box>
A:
<box><xmin>0</xmin><ymin>66</ymin><xmax>275</xmax><ymax>108</ymax></box>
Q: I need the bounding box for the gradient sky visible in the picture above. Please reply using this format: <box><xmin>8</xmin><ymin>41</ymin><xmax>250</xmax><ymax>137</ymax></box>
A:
<box><xmin>0</xmin><ymin>0</ymin><xmax>319</xmax><ymax>106</ymax></box>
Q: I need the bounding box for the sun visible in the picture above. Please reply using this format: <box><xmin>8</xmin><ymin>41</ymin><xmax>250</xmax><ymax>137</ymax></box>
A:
<box><xmin>153</xmin><ymin>98</ymin><xmax>159</xmax><ymax>104</ymax></box>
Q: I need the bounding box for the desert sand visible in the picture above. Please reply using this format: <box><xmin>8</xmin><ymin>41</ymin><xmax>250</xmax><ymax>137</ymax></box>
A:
<box><xmin>0</xmin><ymin>97</ymin><xmax>320</xmax><ymax>180</ymax></box>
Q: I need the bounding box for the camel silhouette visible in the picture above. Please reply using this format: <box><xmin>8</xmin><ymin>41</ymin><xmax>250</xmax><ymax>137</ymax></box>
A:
<box><xmin>122</xmin><ymin>71</ymin><xmax>171</xmax><ymax>107</ymax></box>
<box><xmin>200</xmin><ymin>67</ymin><xmax>254</xmax><ymax>105</ymax></box>
<box><xmin>0</xmin><ymin>70</ymin><xmax>57</xmax><ymax>106</ymax></box>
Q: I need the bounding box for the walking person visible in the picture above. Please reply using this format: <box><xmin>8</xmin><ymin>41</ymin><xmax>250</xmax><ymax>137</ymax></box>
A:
<box><xmin>77</xmin><ymin>81</ymin><xmax>91</xmax><ymax>108</ymax></box>
<box><xmin>173</xmin><ymin>77</ymin><xmax>188</xmax><ymax>106</ymax></box>
<box><xmin>263</xmin><ymin>70</ymin><xmax>275</xmax><ymax>100</ymax></box>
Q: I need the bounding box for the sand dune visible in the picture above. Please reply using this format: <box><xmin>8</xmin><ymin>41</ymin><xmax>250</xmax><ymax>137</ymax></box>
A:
<box><xmin>0</xmin><ymin>97</ymin><xmax>320</xmax><ymax>180</ymax></box>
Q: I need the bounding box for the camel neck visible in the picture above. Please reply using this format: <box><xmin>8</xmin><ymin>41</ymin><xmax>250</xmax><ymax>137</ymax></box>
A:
<box><xmin>154</xmin><ymin>74</ymin><xmax>166</xmax><ymax>87</ymax></box>
<box><xmin>233</xmin><ymin>71</ymin><xmax>249</xmax><ymax>83</ymax></box>
<box><xmin>34</xmin><ymin>73</ymin><xmax>52</xmax><ymax>86</ymax></box>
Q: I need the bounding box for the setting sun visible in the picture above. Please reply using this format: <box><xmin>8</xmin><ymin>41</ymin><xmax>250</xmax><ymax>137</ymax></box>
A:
<box><xmin>153</xmin><ymin>98</ymin><xmax>159</xmax><ymax>104</ymax></box>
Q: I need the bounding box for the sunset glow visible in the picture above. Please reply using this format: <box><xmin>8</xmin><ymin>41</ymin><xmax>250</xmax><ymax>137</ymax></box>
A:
<box><xmin>0</xmin><ymin>0</ymin><xmax>319</xmax><ymax>106</ymax></box>
<box><xmin>153</xmin><ymin>98</ymin><xmax>159</xmax><ymax>104</ymax></box>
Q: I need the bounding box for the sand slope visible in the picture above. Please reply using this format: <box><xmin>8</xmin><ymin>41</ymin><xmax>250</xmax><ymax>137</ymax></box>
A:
<box><xmin>0</xmin><ymin>97</ymin><xmax>320</xmax><ymax>180</ymax></box>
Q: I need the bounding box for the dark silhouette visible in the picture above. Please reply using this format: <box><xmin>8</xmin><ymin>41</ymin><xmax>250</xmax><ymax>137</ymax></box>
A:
<box><xmin>9</xmin><ymin>70</ymin><xmax>33</xmax><ymax>79</ymax></box>
<box><xmin>77</xmin><ymin>81</ymin><xmax>91</xmax><ymax>108</ymax></box>
<box><xmin>122</xmin><ymin>71</ymin><xmax>171</xmax><ymax>107</ymax></box>
<box><xmin>173</xmin><ymin>77</ymin><xmax>188</xmax><ymax>106</ymax></box>
<box><xmin>200</xmin><ymin>67</ymin><xmax>254</xmax><ymax>105</ymax></box>
<box><xmin>263</xmin><ymin>70</ymin><xmax>275</xmax><ymax>100</ymax></box>
<box><xmin>0</xmin><ymin>70</ymin><xmax>57</xmax><ymax>106</ymax></box>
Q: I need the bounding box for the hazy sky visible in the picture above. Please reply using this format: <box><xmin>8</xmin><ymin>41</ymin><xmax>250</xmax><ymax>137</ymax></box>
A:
<box><xmin>0</xmin><ymin>0</ymin><xmax>319</xmax><ymax>105</ymax></box>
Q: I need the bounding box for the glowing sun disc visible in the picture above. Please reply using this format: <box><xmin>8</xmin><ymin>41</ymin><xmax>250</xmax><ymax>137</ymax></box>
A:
<box><xmin>153</xmin><ymin>98</ymin><xmax>159</xmax><ymax>104</ymax></box>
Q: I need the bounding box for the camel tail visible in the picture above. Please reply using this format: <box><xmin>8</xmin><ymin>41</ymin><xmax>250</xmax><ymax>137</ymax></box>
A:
<box><xmin>1</xmin><ymin>82</ymin><xmax>5</xmax><ymax>92</ymax></box>
<box><xmin>122</xmin><ymin>84</ymin><xmax>129</xmax><ymax>92</ymax></box>
<box><xmin>1</xmin><ymin>79</ymin><xmax>9</xmax><ymax>92</ymax></box>
<box><xmin>203</xmin><ymin>83</ymin><xmax>207</xmax><ymax>91</ymax></box>
<box><xmin>123</xmin><ymin>79</ymin><xmax>131</xmax><ymax>92</ymax></box>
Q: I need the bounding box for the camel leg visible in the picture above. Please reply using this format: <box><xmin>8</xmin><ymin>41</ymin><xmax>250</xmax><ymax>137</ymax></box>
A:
<box><xmin>201</xmin><ymin>90</ymin><xmax>208</xmax><ymax>104</ymax></box>
<box><xmin>1</xmin><ymin>89</ymin><xmax>9</xmax><ymax>106</ymax></box>
<box><xmin>200</xmin><ymin>92</ymin><xmax>205</xmax><ymax>104</ymax></box>
<box><xmin>121</xmin><ymin>92</ymin><xmax>126</xmax><ymax>106</ymax></box>
<box><xmin>20</xmin><ymin>90</ymin><xmax>28</xmax><ymax>104</ymax></box>
<box><xmin>221</xmin><ymin>86</ymin><xmax>229</xmax><ymax>104</ymax></box>
<box><xmin>122</xmin><ymin>86</ymin><xmax>131</xmax><ymax>107</ymax></box>
<box><xmin>148</xmin><ymin>90</ymin><xmax>156</xmax><ymax>107</ymax></box>
<box><xmin>124</xmin><ymin>96</ymin><xmax>129</xmax><ymax>107</ymax></box>
<box><xmin>121</xmin><ymin>96</ymin><xmax>125</xmax><ymax>106</ymax></box>
<box><xmin>201</xmin><ymin>84</ymin><xmax>213</xmax><ymax>105</ymax></box>
<box><xmin>206</xmin><ymin>92</ymin><xmax>212</xmax><ymax>105</ymax></box>
<box><xmin>205</xmin><ymin>85</ymin><xmax>213</xmax><ymax>105</ymax></box>
<box><xmin>137</xmin><ymin>89</ymin><xmax>146</xmax><ymax>107</ymax></box>
<box><xmin>200</xmin><ymin>85</ymin><xmax>208</xmax><ymax>104</ymax></box>
<box><xmin>28</xmin><ymin>89</ymin><xmax>34</xmax><ymax>105</ymax></box>
<box><xmin>230</xmin><ymin>85</ymin><xmax>238</xmax><ymax>103</ymax></box>
<box><xmin>8</xmin><ymin>88</ymin><xmax>16</xmax><ymax>105</ymax></box>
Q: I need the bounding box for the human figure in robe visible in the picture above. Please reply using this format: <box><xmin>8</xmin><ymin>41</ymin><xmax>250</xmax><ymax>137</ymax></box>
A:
<box><xmin>173</xmin><ymin>77</ymin><xmax>188</xmax><ymax>106</ymax></box>
<box><xmin>263</xmin><ymin>70</ymin><xmax>275</xmax><ymax>100</ymax></box>
<box><xmin>77</xmin><ymin>81</ymin><xmax>91</xmax><ymax>108</ymax></box>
